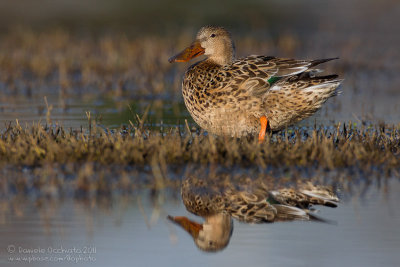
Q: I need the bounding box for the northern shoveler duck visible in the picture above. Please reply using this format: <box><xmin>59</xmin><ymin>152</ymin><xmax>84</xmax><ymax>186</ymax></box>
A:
<box><xmin>169</xmin><ymin>26</ymin><xmax>342</xmax><ymax>141</ymax></box>
<box><xmin>168</xmin><ymin>176</ymin><xmax>339</xmax><ymax>252</ymax></box>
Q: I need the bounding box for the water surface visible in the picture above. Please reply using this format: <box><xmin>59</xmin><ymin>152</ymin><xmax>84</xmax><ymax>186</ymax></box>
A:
<box><xmin>1</xmin><ymin>179</ymin><xmax>399</xmax><ymax>267</ymax></box>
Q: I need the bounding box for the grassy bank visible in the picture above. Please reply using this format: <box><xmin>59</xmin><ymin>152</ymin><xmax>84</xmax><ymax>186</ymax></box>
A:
<box><xmin>1</xmin><ymin>122</ymin><xmax>399</xmax><ymax>170</ymax></box>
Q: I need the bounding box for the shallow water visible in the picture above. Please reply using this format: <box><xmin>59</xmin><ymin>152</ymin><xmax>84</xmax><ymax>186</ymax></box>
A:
<box><xmin>1</xmin><ymin>179</ymin><xmax>399</xmax><ymax>267</ymax></box>
<box><xmin>0</xmin><ymin>93</ymin><xmax>193</xmax><ymax>130</ymax></box>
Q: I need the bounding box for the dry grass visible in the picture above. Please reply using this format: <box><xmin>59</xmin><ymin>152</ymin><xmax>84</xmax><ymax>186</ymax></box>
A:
<box><xmin>0</xmin><ymin>121</ymin><xmax>398</xmax><ymax>170</ymax></box>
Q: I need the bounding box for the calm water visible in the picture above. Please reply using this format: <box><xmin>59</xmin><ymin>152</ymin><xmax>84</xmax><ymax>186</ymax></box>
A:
<box><xmin>1</xmin><ymin>179</ymin><xmax>399</xmax><ymax>267</ymax></box>
<box><xmin>0</xmin><ymin>93</ymin><xmax>192</xmax><ymax>130</ymax></box>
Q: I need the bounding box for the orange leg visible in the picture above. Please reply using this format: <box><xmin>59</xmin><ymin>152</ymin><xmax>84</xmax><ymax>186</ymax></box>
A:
<box><xmin>258</xmin><ymin>116</ymin><xmax>268</xmax><ymax>143</ymax></box>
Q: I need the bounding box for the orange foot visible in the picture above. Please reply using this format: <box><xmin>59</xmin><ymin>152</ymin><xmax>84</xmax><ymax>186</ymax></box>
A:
<box><xmin>258</xmin><ymin>116</ymin><xmax>268</xmax><ymax>143</ymax></box>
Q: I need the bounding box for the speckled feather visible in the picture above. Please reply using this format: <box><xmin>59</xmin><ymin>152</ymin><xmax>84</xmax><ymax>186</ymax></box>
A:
<box><xmin>181</xmin><ymin>177</ymin><xmax>339</xmax><ymax>223</ymax></box>
<box><xmin>176</xmin><ymin>26</ymin><xmax>342</xmax><ymax>137</ymax></box>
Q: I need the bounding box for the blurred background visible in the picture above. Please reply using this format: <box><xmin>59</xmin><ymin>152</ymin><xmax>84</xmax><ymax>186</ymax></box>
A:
<box><xmin>0</xmin><ymin>0</ymin><xmax>399</xmax><ymax>128</ymax></box>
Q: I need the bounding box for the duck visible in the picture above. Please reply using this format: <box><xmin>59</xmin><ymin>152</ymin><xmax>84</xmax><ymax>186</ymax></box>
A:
<box><xmin>169</xmin><ymin>26</ymin><xmax>342</xmax><ymax>141</ymax></box>
<box><xmin>168</xmin><ymin>176</ymin><xmax>339</xmax><ymax>252</ymax></box>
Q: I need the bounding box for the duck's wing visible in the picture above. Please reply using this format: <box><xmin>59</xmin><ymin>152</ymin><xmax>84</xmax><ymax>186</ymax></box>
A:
<box><xmin>218</xmin><ymin>56</ymin><xmax>338</xmax><ymax>98</ymax></box>
<box><xmin>265</xmin><ymin>57</ymin><xmax>338</xmax><ymax>77</ymax></box>
<box><xmin>224</xmin><ymin>189</ymin><xmax>278</xmax><ymax>223</ymax></box>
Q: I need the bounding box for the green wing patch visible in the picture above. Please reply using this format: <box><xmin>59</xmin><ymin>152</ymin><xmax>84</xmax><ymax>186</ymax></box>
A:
<box><xmin>267</xmin><ymin>76</ymin><xmax>282</xmax><ymax>85</ymax></box>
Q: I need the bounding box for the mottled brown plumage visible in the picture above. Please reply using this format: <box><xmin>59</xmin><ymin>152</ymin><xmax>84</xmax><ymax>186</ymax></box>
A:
<box><xmin>169</xmin><ymin>26</ymin><xmax>342</xmax><ymax>139</ymax></box>
<box><xmin>168</xmin><ymin>176</ymin><xmax>339</xmax><ymax>252</ymax></box>
<box><xmin>181</xmin><ymin>176</ymin><xmax>338</xmax><ymax>223</ymax></box>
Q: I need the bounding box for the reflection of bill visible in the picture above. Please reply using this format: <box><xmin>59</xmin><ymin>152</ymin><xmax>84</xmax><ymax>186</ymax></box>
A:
<box><xmin>168</xmin><ymin>176</ymin><xmax>339</xmax><ymax>252</ymax></box>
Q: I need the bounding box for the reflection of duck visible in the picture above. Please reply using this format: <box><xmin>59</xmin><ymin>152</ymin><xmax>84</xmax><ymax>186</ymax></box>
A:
<box><xmin>168</xmin><ymin>176</ymin><xmax>339</xmax><ymax>252</ymax></box>
<box><xmin>169</xmin><ymin>26</ymin><xmax>342</xmax><ymax>141</ymax></box>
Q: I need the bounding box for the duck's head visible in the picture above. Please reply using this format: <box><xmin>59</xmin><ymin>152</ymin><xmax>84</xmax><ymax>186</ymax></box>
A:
<box><xmin>169</xmin><ymin>26</ymin><xmax>235</xmax><ymax>66</ymax></box>
<box><xmin>168</xmin><ymin>213</ymin><xmax>233</xmax><ymax>252</ymax></box>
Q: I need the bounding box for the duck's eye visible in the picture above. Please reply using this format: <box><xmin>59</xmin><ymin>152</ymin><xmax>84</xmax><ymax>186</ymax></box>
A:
<box><xmin>210</xmin><ymin>33</ymin><xmax>216</xmax><ymax>38</ymax></box>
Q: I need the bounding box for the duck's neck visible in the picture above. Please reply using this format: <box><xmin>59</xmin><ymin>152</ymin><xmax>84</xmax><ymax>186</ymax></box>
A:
<box><xmin>207</xmin><ymin>42</ymin><xmax>235</xmax><ymax>66</ymax></box>
<box><xmin>203</xmin><ymin>213</ymin><xmax>233</xmax><ymax>239</ymax></box>
<box><xmin>208</xmin><ymin>55</ymin><xmax>233</xmax><ymax>66</ymax></box>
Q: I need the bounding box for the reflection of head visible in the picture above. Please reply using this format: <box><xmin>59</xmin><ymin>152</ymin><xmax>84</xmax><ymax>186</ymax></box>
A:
<box><xmin>168</xmin><ymin>213</ymin><xmax>233</xmax><ymax>252</ymax></box>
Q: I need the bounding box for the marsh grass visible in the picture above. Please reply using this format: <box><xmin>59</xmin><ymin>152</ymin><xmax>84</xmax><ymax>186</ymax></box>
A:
<box><xmin>1</xmin><ymin>121</ymin><xmax>399</xmax><ymax>170</ymax></box>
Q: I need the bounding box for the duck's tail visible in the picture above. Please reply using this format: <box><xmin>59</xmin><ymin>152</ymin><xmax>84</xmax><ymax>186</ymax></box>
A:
<box><xmin>309</xmin><ymin>57</ymin><xmax>339</xmax><ymax>68</ymax></box>
<box><xmin>269</xmin><ymin>185</ymin><xmax>339</xmax><ymax>224</ymax></box>
<box><xmin>269</xmin><ymin>184</ymin><xmax>339</xmax><ymax>209</ymax></box>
